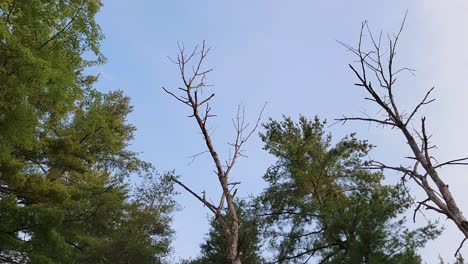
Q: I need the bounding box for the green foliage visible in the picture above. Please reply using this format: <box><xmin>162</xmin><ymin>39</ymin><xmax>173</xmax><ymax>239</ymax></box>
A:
<box><xmin>0</xmin><ymin>1</ymin><xmax>177</xmax><ymax>263</ymax></box>
<box><xmin>75</xmin><ymin>171</ymin><xmax>178</xmax><ymax>264</ymax></box>
<box><xmin>187</xmin><ymin>200</ymin><xmax>264</xmax><ymax>264</ymax></box>
<box><xmin>456</xmin><ymin>255</ymin><xmax>467</xmax><ymax>264</ymax></box>
<box><xmin>439</xmin><ymin>255</ymin><xmax>466</xmax><ymax>264</ymax></box>
<box><xmin>1</xmin><ymin>89</ymin><xmax>178</xmax><ymax>263</ymax></box>
<box><xmin>0</xmin><ymin>0</ymin><xmax>104</xmax><ymax>157</ymax></box>
<box><xmin>256</xmin><ymin>116</ymin><xmax>440</xmax><ymax>263</ymax></box>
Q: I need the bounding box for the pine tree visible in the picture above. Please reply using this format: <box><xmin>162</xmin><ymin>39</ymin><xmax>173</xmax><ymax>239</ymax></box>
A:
<box><xmin>0</xmin><ymin>2</ymin><xmax>176</xmax><ymax>263</ymax></box>
<box><xmin>188</xmin><ymin>200</ymin><xmax>264</xmax><ymax>264</ymax></box>
<box><xmin>256</xmin><ymin>116</ymin><xmax>440</xmax><ymax>263</ymax></box>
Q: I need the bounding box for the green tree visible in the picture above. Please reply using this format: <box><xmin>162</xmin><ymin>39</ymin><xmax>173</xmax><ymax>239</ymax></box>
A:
<box><xmin>78</xmin><ymin>171</ymin><xmax>178</xmax><ymax>264</ymax></box>
<box><xmin>188</xmin><ymin>200</ymin><xmax>264</xmax><ymax>264</ymax></box>
<box><xmin>0</xmin><ymin>0</ymin><xmax>104</xmax><ymax>156</ymax></box>
<box><xmin>0</xmin><ymin>1</ymin><xmax>176</xmax><ymax>263</ymax></box>
<box><xmin>256</xmin><ymin>116</ymin><xmax>439</xmax><ymax>263</ymax></box>
<box><xmin>1</xmin><ymin>88</ymin><xmax>178</xmax><ymax>263</ymax></box>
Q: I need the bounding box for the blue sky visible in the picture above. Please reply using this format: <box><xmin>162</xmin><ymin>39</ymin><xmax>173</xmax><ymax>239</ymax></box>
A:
<box><xmin>95</xmin><ymin>1</ymin><xmax>468</xmax><ymax>262</ymax></box>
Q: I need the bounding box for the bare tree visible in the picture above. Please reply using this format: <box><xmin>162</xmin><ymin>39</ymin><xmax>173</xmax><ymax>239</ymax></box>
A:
<box><xmin>163</xmin><ymin>42</ymin><xmax>264</xmax><ymax>264</ymax></box>
<box><xmin>337</xmin><ymin>15</ymin><xmax>468</xmax><ymax>256</ymax></box>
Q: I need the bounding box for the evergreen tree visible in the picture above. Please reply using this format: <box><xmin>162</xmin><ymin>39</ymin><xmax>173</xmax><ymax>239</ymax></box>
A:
<box><xmin>0</xmin><ymin>1</ymin><xmax>176</xmax><ymax>263</ymax></box>
<box><xmin>256</xmin><ymin>116</ymin><xmax>440</xmax><ymax>263</ymax></box>
<box><xmin>188</xmin><ymin>200</ymin><xmax>264</xmax><ymax>264</ymax></box>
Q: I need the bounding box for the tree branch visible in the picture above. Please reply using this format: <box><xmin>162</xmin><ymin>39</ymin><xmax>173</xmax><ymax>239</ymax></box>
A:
<box><xmin>38</xmin><ymin>0</ymin><xmax>87</xmax><ymax>50</ymax></box>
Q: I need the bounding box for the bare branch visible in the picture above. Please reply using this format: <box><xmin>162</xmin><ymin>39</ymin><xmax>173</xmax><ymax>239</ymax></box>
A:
<box><xmin>435</xmin><ymin>157</ymin><xmax>468</xmax><ymax>169</ymax></box>
<box><xmin>186</xmin><ymin>150</ymin><xmax>210</xmax><ymax>165</ymax></box>
<box><xmin>336</xmin><ymin>116</ymin><xmax>396</xmax><ymax>127</ymax></box>
<box><xmin>162</xmin><ymin>86</ymin><xmax>191</xmax><ymax>106</ymax></box>
<box><xmin>456</xmin><ymin>238</ymin><xmax>467</xmax><ymax>257</ymax></box>
<box><xmin>224</xmin><ymin>103</ymin><xmax>267</xmax><ymax>179</ymax></box>
<box><xmin>405</xmin><ymin>87</ymin><xmax>435</xmax><ymax>126</ymax></box>
<box><xmin>198</xmin><ymin>93</ymin><xmax>215</xmax><ymax>107</ymax></box>
<box><xmin>170</xmin><ymin>176</ymin><xmax>218</xmax><ymax>214</ymax></box>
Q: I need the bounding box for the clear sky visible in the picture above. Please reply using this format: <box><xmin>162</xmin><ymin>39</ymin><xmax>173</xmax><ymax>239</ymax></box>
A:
<box><xmin>95</xmin><ymin>1</ymin><xmax>468</xmax><ymax>262</ymax></box>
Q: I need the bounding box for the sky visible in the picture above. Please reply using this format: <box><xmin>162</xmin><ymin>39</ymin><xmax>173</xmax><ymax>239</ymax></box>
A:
<box><xmin>95</xmin><ymin>1</ymin><xmax>468</xmax><ymax>262</ymax></box>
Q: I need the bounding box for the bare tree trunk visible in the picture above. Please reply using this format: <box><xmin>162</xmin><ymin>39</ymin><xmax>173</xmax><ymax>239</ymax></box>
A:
<box><xmin>163</xmin><ymin>42</ymin><xmax>264</xmax><ymax>264</ymax></box>
<box><xmin>337</xmin><ymin>15</ymin><xmax>468</xmax><ymax>256</ymax></box>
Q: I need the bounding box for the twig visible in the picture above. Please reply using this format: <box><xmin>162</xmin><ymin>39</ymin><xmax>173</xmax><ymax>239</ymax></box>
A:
<box><xmin>38</xmin><ymin>0</ymin><xmax>87</xmax><ymax>50</ymax></box>
<box><xmin>455</xmin><ymin>238</ymin><xmax>467</xmax><ymax>257</ymax></box>
<box><xmin>170</xmin><ymin>176</ymin><xmax>218</xmax><ymax>214</ymax></box>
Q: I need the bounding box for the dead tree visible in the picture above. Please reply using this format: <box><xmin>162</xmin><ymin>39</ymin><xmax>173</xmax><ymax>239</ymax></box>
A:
<box><xmin>337</xmin><ymin>16</ymin><xmax>468</xmax><ymax>256</ymax></box>
<box><xmin>163</xmin><ymin>42</ymin><xmax>264</xmax><ymax>264</ymax></box>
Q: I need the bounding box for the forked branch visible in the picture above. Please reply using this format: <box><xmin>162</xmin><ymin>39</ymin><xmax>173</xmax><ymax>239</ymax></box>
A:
<box><xmin>339</xmin><ymin>16</ymin><xmax>468</xmax><ymax>255</ymax></box>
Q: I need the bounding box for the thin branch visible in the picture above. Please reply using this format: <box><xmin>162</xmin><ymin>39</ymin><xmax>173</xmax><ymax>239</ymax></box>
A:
<box><xmin>170</xmin><ymin>176</ymin><xmax>218</xmax><ymax>214</ymax></box>
<box><xmin>405</xmin><ymin>87</ymin><xmax>435</xmax><ymax>126</ymax></box>
<box><xmin>162</xmin><ymin>86</ymin><xmax>191</xmax><ymax>106</ymax></box>
<box><xmin>66</xmin><ymin>240</ymin><xmax>85</xmax><ymax>252</ymax></box>
<box><xmin>435</xmin><ymin>157</ymin><xmax>468</xmax><ymax>169</ymax></box>
<box><xmin>271</xmin><ymin>243</ymin><xmax>338</xmax><ymax>264</ymax></box>
<box><xmin>224</xmin><ymin>103</ymin><xmax>267</xmax><ymax>178</ymax></box>
<box><xmin>456</xmin><ymin>238</ymin><xmax>467</xmax><ymax>257</ymax></box>
<box><xmin>197</xmin><ymin>93</ymin><xmax>215</xmax><ymax>107</ymax></box>
<box><xmin>414</xmin><ymin>198</ymin><xmax>430</xmax><ymax>223</ymax></box>
<box><xmin>336</xmin><ymin>116</ymin><xmax>396</xmax><ymax>127</ymax></box>
<box><xmin>186</xmin><ymin>150</ymin><xmax>210</xmax><ymax>165</ymax></box>
<box><xmin>38</xmin><ymin>0</ymin><xmax>87</xmax><ymax>50</ymax></box>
